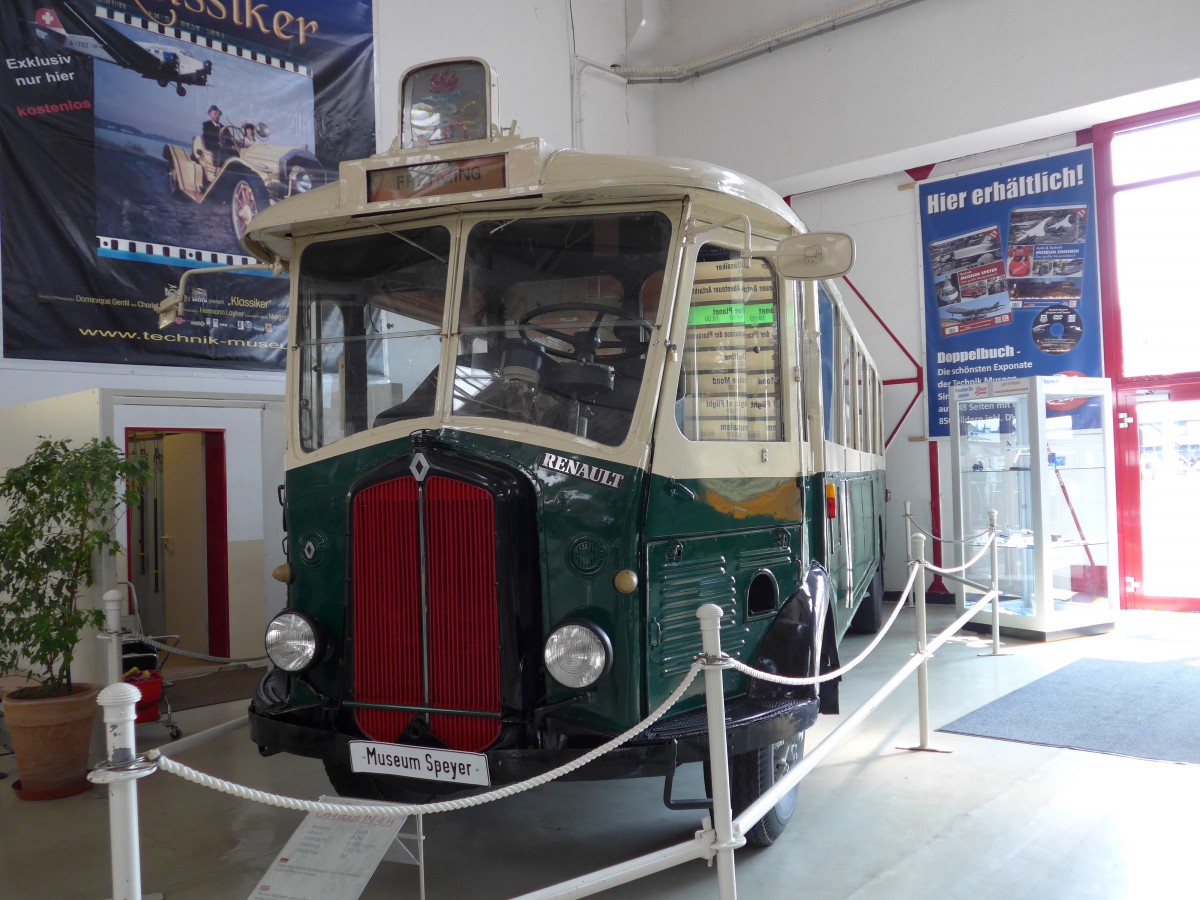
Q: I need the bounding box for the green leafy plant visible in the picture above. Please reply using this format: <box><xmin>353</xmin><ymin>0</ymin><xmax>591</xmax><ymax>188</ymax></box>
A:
<box><xmin>0</xmin><ymin>437</ymin><xmax>148</xmax><ymax>699</ymax></box>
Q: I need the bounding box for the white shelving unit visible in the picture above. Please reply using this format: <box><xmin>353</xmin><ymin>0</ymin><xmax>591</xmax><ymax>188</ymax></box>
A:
<box><xmin>949</xmin><ymin>375</ymin><xmax>1117</xmax><ymax>641</ymax></box>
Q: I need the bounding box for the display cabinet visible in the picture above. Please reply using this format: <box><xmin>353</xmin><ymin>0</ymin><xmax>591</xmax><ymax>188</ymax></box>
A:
<box><xmin>949</xmin><ymin>375</ymin><xmax>1116</xmax><ymax>640</ymax></box>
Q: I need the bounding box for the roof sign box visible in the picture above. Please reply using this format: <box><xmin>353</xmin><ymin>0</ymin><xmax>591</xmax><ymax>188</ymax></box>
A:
<box><xmin>400</xmin><ymin>58</ymin><xmax>497</xmax><ymax>150</ymax></box>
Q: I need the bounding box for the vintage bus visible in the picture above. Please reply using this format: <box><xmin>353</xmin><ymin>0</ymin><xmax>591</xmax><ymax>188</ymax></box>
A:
<box><xmin>235</xmin><ymin>59</ymin><xmax>885</xmax><ymax>847</ymax></box>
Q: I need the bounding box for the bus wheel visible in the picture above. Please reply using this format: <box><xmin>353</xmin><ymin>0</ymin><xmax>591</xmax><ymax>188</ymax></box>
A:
<box><xmin>849</xmin><ymin>563</ymin><xmax>885</xmax><ymax>635</ymax></box>
<box><xmin>729</xmin><ymin>732</ymin><xmax>804</xmax><ymax>847</ymax></box>
<box><xmin>322</xmin><ymin>759</ymin><xmax>438</xmax><ymax>804</ymax></box>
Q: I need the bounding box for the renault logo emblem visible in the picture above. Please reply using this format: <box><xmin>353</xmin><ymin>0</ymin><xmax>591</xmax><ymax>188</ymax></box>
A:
<box><xmin>410</xmin><ymin>451</ymin><xmax>430</xmax><ymax>482</ymax></box>
<box><xmin>297</xmin><ymin>531</ymin><xmax>328</xmax><ymax>566</ymax></box>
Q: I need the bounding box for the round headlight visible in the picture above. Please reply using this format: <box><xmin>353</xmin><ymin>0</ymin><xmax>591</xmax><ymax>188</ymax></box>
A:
<box><xmin>544</xmin><ymin>622</ymin><xmax>611</xmax><ymax>689</ymax></box>
<box><xmin>290</xmin><ymin>166</ymin><xmax>313</xmax><ymax>193</ymax></box>
<box><xmin>265</xmin><ymin>611</ymin><xmax>319</xmax><ymax>672</ymax></box>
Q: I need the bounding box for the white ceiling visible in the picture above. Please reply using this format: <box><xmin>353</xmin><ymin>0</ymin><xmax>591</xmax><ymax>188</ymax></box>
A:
<box><xmin>627</xmin><ymin>0</ymin><xmax>917</xmax><ymax>71</ymax></box>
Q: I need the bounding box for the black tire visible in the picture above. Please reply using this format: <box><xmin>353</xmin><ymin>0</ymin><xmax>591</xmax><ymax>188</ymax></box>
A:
<box><xmin>228</xmin><ymin>176</ymin><xmax>269</xmax><ymax>242</ymax></box>
<box><xmin>322</xmin><ymin>758</ymin><xmax>441</xmax><ymax>804</ymax></box>
<box><xmin>729</xmin><ymin>732</ymin><xmax>804</xmax><ymax>847</ymax></box>
<box><xmin>848</xmin><ymin>562</ymin><xmax>885</xmax><ymax>635</ymax></box>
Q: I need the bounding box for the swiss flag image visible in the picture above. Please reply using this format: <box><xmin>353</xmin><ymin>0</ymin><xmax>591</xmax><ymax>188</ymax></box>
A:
<box><xmin>35</xmin><ymin>9</ymin><xmax>65</xmax><ymax>32</ymax></box>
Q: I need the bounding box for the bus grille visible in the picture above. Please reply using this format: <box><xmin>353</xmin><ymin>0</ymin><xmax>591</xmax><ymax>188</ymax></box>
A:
<box><xmin>351</xmin><ymin>474</ymin><xmax>501</xmax><ymax>753</ymax></box>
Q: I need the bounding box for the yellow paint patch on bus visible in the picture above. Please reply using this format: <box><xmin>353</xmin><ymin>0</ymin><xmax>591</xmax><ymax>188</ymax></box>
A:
<box><xmin>701</xmin><ymin>478</ymin><xmax>800</xmax><ymax>519</ymax></box>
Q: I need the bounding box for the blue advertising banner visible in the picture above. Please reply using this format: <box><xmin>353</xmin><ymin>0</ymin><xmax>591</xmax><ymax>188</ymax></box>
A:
<box><xmin>0</xmin><ymin>0</ymin><xmax>375</xmax><ymax>370</ymax></box>
<box><xmin>919</xmin><ymin>147</ymin><xmax>1103</xmax><ymax>438</ymax></box>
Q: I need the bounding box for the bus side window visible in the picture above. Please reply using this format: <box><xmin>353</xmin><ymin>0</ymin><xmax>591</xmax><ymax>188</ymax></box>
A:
<box><xmin>840</xmin><ymin>321</ymin><xmax>853</xmax><ymax>448</ymax></box>
<box><xmin>676</xmin><ymin>245</ymin><xmax>782</xmax><ymax>442</ymax></box>
<box><xmin>818</xmin><ymin>283</ymin><xmax>836</xmax><ymax>442</ymax></box>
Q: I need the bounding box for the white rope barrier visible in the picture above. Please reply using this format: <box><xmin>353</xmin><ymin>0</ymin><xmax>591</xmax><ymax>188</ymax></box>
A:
<box><xmin>146</xmin><ymin>660</ymin><xmax>705</xmax><ymax>818</ymax></box>
<box><xmin>921</xmin><ymin>530</ymin><xmax>996</xmax><ymax>575</ymax></box>
<box><xmin>97</xmin><ymin>506</ymin><xmax>1007</xmax><ymax>900</ymax></box>
<box><xmin>132</xmin><ymin>634</ymin><xmax>268</xmax><ymax>665</ymax></box>
<box><xmin>726</xmin><ymin>563</ymin><xmax>920</xmax><ymax>688</ymax></box>
<box><xmin>903</xmin><ymin>513</ymin><xmax>992</xmax><ymax>546</ymax></box>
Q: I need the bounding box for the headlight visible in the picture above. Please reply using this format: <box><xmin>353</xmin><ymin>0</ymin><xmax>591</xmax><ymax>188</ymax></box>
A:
<box><xmin>265</xmin><ymin>611</ymin><xmax>320</xmax><ymax>672</ymax></box>
<box><xmin>289</xmin><ymin>166</ymin><xmax>313</xmax><ymax>193</ymax></box>
<box><xmin>544</xmin><ymin>622</ymin><xmax>611</xmax><ymax>689</ymax></box>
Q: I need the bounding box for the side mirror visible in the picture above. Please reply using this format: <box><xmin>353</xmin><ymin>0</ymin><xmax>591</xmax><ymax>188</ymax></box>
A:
<box><xmin>774</xmin><ymin>232</ymin><xmax>855</xmax><ymax>279</ymax></box>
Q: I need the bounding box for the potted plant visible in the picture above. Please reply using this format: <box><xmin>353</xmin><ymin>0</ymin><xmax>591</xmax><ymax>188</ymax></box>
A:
<box><xmin>0</xmin><ymin>437</ymin><xmax>147</xmax><ymax>799</ymax></box>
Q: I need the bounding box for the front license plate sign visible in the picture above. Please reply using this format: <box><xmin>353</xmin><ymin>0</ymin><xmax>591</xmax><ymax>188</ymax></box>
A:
<box><xmin>349</xmin><ymin>741</ymin><xmax>491</xmax><ymax>786</ymax></box>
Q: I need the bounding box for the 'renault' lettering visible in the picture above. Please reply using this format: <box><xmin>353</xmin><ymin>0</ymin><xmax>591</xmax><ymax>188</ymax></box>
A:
<box><xmin>540</xmin><ymin>452</ymin><xmax>625</xmax><ymax>489</ymax></box>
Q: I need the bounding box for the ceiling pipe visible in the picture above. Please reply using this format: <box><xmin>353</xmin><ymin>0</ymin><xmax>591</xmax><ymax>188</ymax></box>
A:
<box><xmin>610</xmin><ymin>0</ymin><xmax>923</xmax><ymax>83</ymax></box>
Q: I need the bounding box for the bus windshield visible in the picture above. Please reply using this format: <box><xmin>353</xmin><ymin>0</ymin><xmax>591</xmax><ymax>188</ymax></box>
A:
<box><xmin>297</xmin><ymin>210</ymin><xmax>672</xmax><ymax>450</ymax></box>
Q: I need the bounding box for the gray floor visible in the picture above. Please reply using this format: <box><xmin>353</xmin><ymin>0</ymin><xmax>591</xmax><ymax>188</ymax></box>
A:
<box><xmin>3</xmin><ymin>604</ymin><xmax>1199</xmax><ymax>899</ymax></box>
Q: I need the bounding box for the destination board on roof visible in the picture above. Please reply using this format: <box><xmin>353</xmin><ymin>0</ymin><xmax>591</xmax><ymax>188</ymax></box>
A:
<box><xmin>367</xmin><ymin>153</ymin><xmax>507</xmax><ymax>202</ymax></box>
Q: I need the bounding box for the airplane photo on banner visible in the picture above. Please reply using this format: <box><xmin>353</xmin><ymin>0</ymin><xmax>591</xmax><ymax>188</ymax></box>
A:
<box><xmin>32</xmin><ymin>1</ymin><xmax>211</xmax><ymax>96</ymax></box>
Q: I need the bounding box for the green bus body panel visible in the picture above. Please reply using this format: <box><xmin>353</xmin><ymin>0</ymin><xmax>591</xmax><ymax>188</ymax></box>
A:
<box><xmin>809</xmin><ymin>468</ymin><xmax>885</xmax><ymax>638</ymax></box>
<box><xmin>284</xmin><ymin>422</ymin><xmax>882</xmax><ymax>736</ymax></box>
<box><xmin>644</xmin><ymin>525</ymin><xmax>802</xmax><ymax>713</ymax></box>
<box><xmin>284</xmin><ymin>431</ymin><xmax>648</xmax><ymax>732</ymax></box>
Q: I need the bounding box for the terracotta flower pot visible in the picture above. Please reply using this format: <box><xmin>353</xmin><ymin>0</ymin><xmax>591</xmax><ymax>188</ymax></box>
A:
<box><xmin>2</xmin><ymin>683</ymin><xmax>100</xmax><ymax>800</ymax></box>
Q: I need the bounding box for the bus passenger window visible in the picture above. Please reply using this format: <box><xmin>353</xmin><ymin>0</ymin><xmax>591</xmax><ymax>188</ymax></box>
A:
<box><xmin>840</xmin><ymin>324</ymin><xmax>853</xmax><ymax>447</ymax></box>
<box><xmin>677</xmin><ymin>247</ymin><xmax>782</xmax><ymax>442</ymax></box>
<box><xmin>818</xmin><ymin>284</ymin><xmax>836</xmax><ymax>442</ymax></box>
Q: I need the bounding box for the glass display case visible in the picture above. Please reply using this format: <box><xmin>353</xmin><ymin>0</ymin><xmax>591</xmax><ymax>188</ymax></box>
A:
<box><xmin>949</xmin><ymin>375</ymin><xmax>1117</xmax><ymax>640</ymax></box>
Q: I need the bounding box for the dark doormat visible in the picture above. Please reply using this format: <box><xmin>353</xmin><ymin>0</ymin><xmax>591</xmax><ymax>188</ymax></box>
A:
<box><xmin>166</xmin><ymin>666</ymin><xmax>264</xmax><ymax>711</ymax></box>
<box><xmin>939</xmin><ymin>657</ymin><xmax>1200</xmax><ymax>765</ymax></box>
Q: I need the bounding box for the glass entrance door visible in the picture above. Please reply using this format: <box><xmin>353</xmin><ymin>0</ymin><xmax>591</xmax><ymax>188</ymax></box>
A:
<box><xmin>1115</xmin><ymin>380</ymin><xmax>1200</xmax><ymax>610</ymax></box>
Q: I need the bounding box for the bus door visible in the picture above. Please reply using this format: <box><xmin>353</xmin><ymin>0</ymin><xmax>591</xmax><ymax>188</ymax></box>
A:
<box><xmin>643</xmin><ymin>228</ymin><xmax>804</xmax><ymax>707</ymax></box>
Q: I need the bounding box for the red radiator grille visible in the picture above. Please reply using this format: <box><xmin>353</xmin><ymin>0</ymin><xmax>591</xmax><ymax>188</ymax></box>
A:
<box><xmin>352</xmin><ymin>474</ymin><xmax>501</xmax><ymax>752</ymax></box>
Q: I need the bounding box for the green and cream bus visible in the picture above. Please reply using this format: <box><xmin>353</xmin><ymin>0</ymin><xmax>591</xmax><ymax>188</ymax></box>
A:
<box><xmin>242</xmin><ymin>59</ymin><xmax>885</xmax><ymax>847</ymax></box>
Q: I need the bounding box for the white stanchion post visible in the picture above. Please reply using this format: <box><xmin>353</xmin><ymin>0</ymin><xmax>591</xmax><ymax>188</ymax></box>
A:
<box><xmin>904</xmin><ymin>501</ymin><xmax>915</xmax><ymax>607</ymax></box>
<box><xmin>989</xmin><ymin>509</ymin><xmax>1001</xmax><ymax>655</ymax></box>
<box><xmin>904</xmin><ymin>501</ymin><xmax>912</xmax><ymax>562</ymax></box>
<box><xmin>90</xmin><ymin>683</ymin><xmax>156</xmax><ymax>900</ymax></box>
<box><xmin>696</xmin><ymin>603</ymin><xmax>740</xmax><ymax>900</ymax></box>
<box><xmin>103</xmin><ymin>588</ymin><xmax>124</xmax><ymax>688</ymax></box>
<box><xmin>911</xmin><ymin>534</ymin><xmax>930</xmax><ymax>749</ymax></box>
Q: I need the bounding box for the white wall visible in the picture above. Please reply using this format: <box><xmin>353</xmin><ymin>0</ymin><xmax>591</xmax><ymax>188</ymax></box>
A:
<box><xmin>651</xmin><ymin>0</ymin><xmax>1200</xmax><ymax>193</ymax></box>
<box><xmin>373</xmin><ymin>0</ymin><xmax>652</xmax><ymax>155</ymax></box>
<box><xmin>0</xmin><ymin>391</ymin><xmax>283</xmax><ymax>686</ymax></box>
<box><xmin>0</xmin><ymin>358</ymin><xmax>284</xmax><ymax>410</ymax></box>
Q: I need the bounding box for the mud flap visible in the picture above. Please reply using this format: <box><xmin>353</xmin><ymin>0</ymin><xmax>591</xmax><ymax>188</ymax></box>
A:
<box><xmin>749</xmin><ymin>561</ymin><xmax>838</xmax><ymax>710</ymax></box>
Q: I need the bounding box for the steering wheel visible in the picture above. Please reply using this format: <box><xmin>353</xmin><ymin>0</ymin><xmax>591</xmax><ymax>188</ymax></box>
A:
<box><xmin>519</xmin><ymin>303</ymin><xmax>651</xmax><ymax>363</ymax></box>
<box><xmin>219</xmin><ymin>125</ymin><xmax>243</xmax><ymax>152</ymax></box>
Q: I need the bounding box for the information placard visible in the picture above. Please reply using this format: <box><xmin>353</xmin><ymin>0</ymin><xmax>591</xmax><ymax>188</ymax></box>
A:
<box><xmin>249</xmin><ymin>798</ymin><xmax>408</xmax><ymax>900</ymax></box>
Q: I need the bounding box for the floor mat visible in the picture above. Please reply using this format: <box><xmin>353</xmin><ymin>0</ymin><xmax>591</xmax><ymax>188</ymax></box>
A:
<box><xmin>938</xmin><ymin>656</ymin><xmax>1200</xmax><ymax>765</ymax></box>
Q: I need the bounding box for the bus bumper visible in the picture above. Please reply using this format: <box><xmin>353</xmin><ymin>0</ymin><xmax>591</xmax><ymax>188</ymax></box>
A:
<box><xmin>248</xmin><ymin>691</ymin><xmax>819</xmax><ymax>785</ymax></box>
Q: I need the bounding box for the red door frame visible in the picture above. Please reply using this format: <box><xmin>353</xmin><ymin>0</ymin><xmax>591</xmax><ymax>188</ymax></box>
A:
<box><xmin>124</xmin><ymin>428</ymin><xmax>230</xmax><ymax>656</ymax></box>
<box><xmin>1094</xmin><ymin>101</ymin><xmax>1200</xmax><ymax>611</ymax></box>
<box><xmin>1113</xmin><ymin>379</ymin><xmax>1200</xmax><ymax>611</ymax></box>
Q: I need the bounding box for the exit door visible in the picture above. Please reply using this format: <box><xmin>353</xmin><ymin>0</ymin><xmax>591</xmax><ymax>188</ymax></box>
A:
<box><xmin>1115</xmin><ymin>379</ymin><xmax>1200</xmax><ymax>611</ymax></box>
<box><xmin>127</xmin><ymin>430</ymin><xmax>230</xmax><ymax>657</ymax></box>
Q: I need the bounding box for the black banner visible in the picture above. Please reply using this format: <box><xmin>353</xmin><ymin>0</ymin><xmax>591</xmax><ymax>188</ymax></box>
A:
<box><xmin>0</xmin><ymin>0</ymin><xmax>375</xmax><ymax>369</ymax></box>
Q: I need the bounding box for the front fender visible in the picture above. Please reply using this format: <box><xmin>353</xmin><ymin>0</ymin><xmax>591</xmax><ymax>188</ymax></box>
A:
<box><xmin>748</xmin><ymin>562</ymin><xmax>840</xmax><ymax>713</ymax></box>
